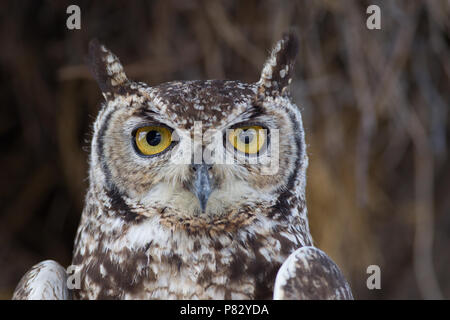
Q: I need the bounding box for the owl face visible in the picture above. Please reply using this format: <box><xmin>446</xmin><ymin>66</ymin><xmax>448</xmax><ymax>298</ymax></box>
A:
<box><xmin>88</xmin><ymin>33</ymin><xmax>306</xmax><ymax>229</ymax></box>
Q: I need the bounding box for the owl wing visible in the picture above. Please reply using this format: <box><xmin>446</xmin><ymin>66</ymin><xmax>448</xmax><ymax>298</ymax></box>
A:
<box><xmin>273</xmin><ymin>246</ymin><xmax>353</xmax><ymax>300</ymax></box>
<box><xmin>12</xmin><ymin>260</ymin><xmax>71</xmax><ymax>300</ymax></box>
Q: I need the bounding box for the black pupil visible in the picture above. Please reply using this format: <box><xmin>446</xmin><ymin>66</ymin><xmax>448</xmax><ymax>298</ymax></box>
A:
<box><xmin>239</xmin><ymin>129</ymin><xmax>254</xmax><ymax>144</ymax></box>
<box><xmin>146</xmin><ymin>130</ymin><xmax>161</xmax><ymax>146</ymax></box>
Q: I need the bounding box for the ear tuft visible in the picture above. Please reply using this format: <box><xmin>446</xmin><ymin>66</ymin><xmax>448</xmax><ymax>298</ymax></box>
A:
<box><xmin>258</xmin><ymin>31</ymin><xmax>299</xmax><ymax>97</ymax></box>
<box><xmin>87</xmin><ymin>39</ymin><xmax>129</xmax><ymax>99</ymax></box>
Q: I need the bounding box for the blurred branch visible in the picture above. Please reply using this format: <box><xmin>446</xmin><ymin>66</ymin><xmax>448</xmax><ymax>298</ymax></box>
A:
<box><xmin>190</xmin><ymin>8</ymin><xmax>225</xmax><ymax>79</ymax></box>
<box><xmin>203</xmin><ymin>0</ymin><xmax>265</xmax><ymax>71</ymax></box>
<box><xmin>342</xmin><ymin>2</ymin><xmax>376</xmax><ymax>207</ymax></box>
<box><xmin>409</xmin><ymin>106</ymin><xmax>443</xmax><ymax>300</ymax></box>
<box><xmin>58</xmin><ymin>46</ymin><xmax>201</xmax><ymax>82</ymax></box>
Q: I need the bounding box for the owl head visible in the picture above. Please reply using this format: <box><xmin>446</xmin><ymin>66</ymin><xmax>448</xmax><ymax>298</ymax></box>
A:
<box><xmin>87</xmin><ymin>32</ymin><xmax>307</xmax><ymax>232</ymax></box>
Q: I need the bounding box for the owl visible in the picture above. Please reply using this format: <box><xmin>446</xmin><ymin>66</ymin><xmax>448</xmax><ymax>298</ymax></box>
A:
<box><xmin>13</xmin><ymin>32</ymin><xmax>353</xmax><ymax>300</ymax></box>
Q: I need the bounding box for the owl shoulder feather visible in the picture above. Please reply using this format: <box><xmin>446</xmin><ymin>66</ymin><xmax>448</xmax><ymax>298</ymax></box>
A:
<box><xmin>12</xmin><ymin>260</ymin><xmax>70</xmax><ymax>300</ymax></box>
<box><xmin>273</xmin><ymin>246</ymin><xmax>354</xmax><ymax>300</ymax></box>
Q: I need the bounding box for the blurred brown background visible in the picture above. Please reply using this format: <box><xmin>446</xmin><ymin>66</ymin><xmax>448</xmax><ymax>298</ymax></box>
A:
<box><xmin>0</xmin><ymin>0</ymin><xmax>449</xmax><ymax>299</ymax></box>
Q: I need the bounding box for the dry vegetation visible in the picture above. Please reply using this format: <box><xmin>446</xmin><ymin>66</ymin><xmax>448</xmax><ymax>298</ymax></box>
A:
<box><xmin>0</xmin><ymin>0</ymin><xmax>449</xmax><ymax>299</ymax></box>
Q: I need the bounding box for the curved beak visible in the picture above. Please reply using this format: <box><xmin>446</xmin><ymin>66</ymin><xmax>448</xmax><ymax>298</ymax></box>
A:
<box><xmin>191</xmin><ymin>164</ymin><xmax>213</xmax><ymax>213</ymax></box>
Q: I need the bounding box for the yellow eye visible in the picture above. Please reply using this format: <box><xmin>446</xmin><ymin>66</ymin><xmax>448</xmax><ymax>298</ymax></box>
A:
<box><xmin>228</xmin><ymin>125</ymin><xmax>266</xmax><ymax>154</ymax></box>
<box><xmin>135</xmin><ymin>126</ymin><xmax>172</xmax><ymax>156</ymax></box>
